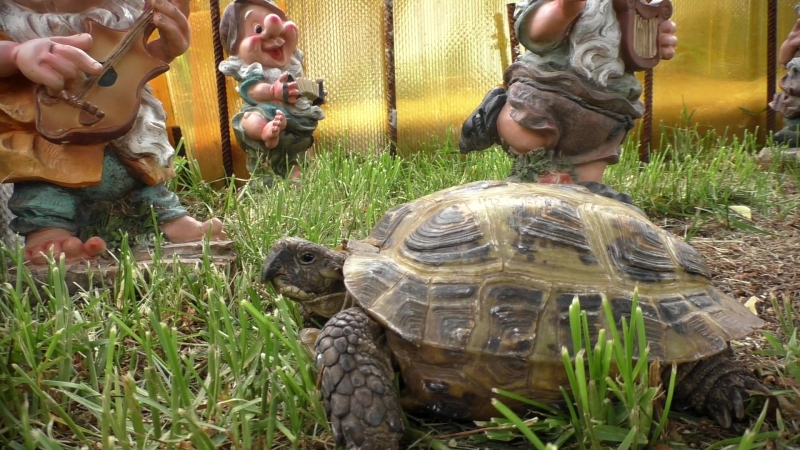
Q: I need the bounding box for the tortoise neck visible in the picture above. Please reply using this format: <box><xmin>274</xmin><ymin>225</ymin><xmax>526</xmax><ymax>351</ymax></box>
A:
<box><xmin>305</xmin><ymin>291</ymin><xmax>351</xmax><ymax>318</ymax></box>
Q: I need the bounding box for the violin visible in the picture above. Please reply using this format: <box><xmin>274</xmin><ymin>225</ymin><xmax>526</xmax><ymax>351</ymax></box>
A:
<box><xmin>35</xmin><ymin>3</ymin><xmax>169</xmax><ymax>145</ymax></box>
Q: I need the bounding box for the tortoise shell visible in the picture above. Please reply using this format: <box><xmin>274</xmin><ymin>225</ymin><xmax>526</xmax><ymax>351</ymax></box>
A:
<box><xmin>341</xmin><ymin>181</ymin><xmax>763</xmax><ymax>418</ymax></box>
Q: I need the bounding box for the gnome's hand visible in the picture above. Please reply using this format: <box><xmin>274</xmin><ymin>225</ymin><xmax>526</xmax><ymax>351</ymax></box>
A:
<box><xmin>658</xmin><ymin>20</ymin><xmax>677</xmax><ymax>60</ymax></box>
<box><xmin>10</xmin><ymin>34</ymin><xmax>103</xmax><ymax>96</ymax></box>
<box><xmin>147</xmin><ymin>0</ymin><xmax>192</xmax><ymax>62</ymax></box>
<box><xmin>780</xmin><ymin>18</ymin><xmax>800</xmax><ymax>66</ymax></box>
<box><xmin>271</xmin><ymin>72</ymin><xmax>300</xmax><ymax>104</ymax></box>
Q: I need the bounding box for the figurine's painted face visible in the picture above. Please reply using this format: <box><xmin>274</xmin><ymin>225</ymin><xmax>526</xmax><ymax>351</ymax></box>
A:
<box><xmin>236</xmin><ymin>4</ymin><xmax>298</xmax><ymax>69</ymax></box>
<box><xmin>10</xmin><ymin>0</ymin><xmax>106</xmax><ymax>13</ymax></box>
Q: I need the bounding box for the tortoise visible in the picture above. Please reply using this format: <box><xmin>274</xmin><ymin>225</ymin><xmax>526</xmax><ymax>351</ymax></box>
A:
<box><xmin>261</xmin><ymin>180</ymin><xmax>768</xmax><ymax>450</ymax></box>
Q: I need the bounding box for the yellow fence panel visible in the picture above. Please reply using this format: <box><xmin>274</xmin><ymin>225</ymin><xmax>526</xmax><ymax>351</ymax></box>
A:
<box><xmin>159</xmin><ymin>0</ymin><xmax>799</xmax><ymax>180</ymax></box>
<box><xmin>284</xmin><ymin>0</ymin><xmax>389</xmax><ymax>153</ymax></box>
<box><xmin>394</xmin><ymin>0</ymin><xmax>510</xmax><ymax>154</ymax></box>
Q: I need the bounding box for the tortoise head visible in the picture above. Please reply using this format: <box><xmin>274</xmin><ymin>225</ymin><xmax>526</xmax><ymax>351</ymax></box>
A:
<box><xmin>261</xmin><ymin>237</ymin><xmax>348</xmax><ymax>318</ymax></box>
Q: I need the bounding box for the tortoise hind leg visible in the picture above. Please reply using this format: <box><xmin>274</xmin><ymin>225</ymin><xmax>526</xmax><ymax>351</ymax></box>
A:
<box><xmin>667</xmin><ymin>350</ymin><xmax>771</xmax><ymax>428</ymax></box>
<box><xmin>315</xmin><ymin>307</ymin><xmax>404</xmax><ymax>450</ymax></box>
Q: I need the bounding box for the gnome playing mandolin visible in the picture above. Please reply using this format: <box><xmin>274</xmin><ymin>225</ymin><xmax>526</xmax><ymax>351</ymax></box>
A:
<box><xmin>0</xmin><ymin>0</ymin><xmax>226</xmax><ymax>265</ymax></box>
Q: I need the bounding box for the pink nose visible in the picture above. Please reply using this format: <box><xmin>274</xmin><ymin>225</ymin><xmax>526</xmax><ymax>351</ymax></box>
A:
<box><xmin>263</xmin><ymin>14</ymin><xmax>285</xmax><ymax>37</ymax></box>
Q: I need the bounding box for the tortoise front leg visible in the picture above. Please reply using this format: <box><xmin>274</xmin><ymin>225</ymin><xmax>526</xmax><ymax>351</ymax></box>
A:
<box><xmin>667</xmin><ymin>350</ymin><xmax>771</xmax><ymax>428</ymax></box>
<box><xmin>315</xmin><ymin>307</ymin><xmax>404</xmax><ymax>450</ymax></box>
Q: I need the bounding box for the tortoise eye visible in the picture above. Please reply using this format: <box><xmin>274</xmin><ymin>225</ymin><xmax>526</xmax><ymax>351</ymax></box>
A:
<box><xmin>298</xmin><ymin>252</ymin><xmax>316</xmax><ymax>265</ymax></box>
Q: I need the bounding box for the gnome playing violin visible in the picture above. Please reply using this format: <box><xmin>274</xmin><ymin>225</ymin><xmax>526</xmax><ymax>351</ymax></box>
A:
<box><xmin>219</xmin><ymin>0</ymin><xmax>326</xmax><ymax>184</ymax></box>
<box><xmin>0</xmin><ymin>0</ymin><xmax>226</xmax><ymax>265</ymax></box>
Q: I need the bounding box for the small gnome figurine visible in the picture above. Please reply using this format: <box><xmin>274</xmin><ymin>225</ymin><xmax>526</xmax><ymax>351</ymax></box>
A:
<box><xmin>218</xmin><ymin>0</ymin><xmax>326</xmax><ymax>184</ymax></box>
<box><xmin>769</xmin><ymin>3</ymin><xmax>800</xmax><ymax>147</ymax></box>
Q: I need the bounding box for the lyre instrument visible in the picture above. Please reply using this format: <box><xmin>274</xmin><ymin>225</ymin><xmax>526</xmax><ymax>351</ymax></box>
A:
<box><xmin>612</xmin><ymin>0</ymin><xmax>673</xmax><ymax>72</ymax></box>
<box><xmin>35</xmin><ymin>3</ymin><xmax>169</xmax><ymax>145</ymax></box>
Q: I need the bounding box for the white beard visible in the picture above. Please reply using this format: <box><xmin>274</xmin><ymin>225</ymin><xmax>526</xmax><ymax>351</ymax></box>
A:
<box><xmin>567</xmin><ymin>0</ymin><xmax>626</xmax><ymax>87</ymax></box>
<box><xmin>0</xmin><ymin>0</ymin><xmax>174</xmax><ymax>168</ymax></box>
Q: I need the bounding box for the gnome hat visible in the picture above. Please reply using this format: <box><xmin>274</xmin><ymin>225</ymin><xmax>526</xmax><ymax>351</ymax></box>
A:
<box><xmin>219</xmin><ymin>0</ymin><xmax>288</xmax><ymax>56</ymax></box>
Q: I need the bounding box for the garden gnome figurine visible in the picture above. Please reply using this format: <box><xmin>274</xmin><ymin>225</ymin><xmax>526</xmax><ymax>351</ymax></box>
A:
<box><xmin>459</xmin><ymin>0</ymin><xmax>678</xmax><ymax>204</ymax></box>
<box><xmin>769</xmin><ymin>3</ymin><xmax>800</xmax><ymax>147</ymax></box>
<box><xmin>0</xmin><ymin>0</ymin><xmax>227</xmax><ymax>266</ymax></box>
<box><xmin>218</xmin><ymin>0</ymin><xmax>326</xmax><ymax>185</ymax></box>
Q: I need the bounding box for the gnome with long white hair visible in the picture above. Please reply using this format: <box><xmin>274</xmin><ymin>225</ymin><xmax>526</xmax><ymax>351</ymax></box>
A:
<box><xmin>460</xmin><ymin>0</ymin><xmax>678</xmax><ymax>205</ymax></box>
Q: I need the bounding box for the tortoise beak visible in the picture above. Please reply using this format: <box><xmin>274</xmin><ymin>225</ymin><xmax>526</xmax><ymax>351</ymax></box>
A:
<box><xmin>261</xmin><ymin>248</ymin><xmax>290</xmax><ymax>285</ymax></box>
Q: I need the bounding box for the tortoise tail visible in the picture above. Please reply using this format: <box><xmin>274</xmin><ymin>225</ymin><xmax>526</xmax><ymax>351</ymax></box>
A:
<box><xmin>667</xmin><ymin>349</ymin><xmax>771</xmax><ymax>428</ymax></box>
<box><xmin>315</xmin><ymin>307</ymin><xmax>404</xmax><ymax>450</ymax></box>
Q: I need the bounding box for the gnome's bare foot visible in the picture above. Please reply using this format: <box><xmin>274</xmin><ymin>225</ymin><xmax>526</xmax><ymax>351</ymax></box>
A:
<box><xmin>25</xmin><ymin>228</ymin><xmax>107</xmax><ymax>265</ymax></box>
<box><xmin>261</xmin><ymin>110</ymin><xmax>287</xmax><ymax>149</ymax></box>
<box><xmin>242</xmin><ymin>111</ymin><xmax>268</xmax><ymax>140</ymax></box>
<box><xmin>160</xmin><ymin>216</ymin><xmax>227</xmax><ymax>243</ymax></box>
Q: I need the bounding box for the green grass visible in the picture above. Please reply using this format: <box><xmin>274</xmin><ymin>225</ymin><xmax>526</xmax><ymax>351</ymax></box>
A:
<box><xmin>0</xmin><ymin>125</ymin><xmax>798</xmax><ymax>449</ymax></box>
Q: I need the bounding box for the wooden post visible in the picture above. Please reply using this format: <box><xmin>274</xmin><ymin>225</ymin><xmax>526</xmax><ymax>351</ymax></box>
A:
<box><xmin>767</xmin><ymin>0</ymin><xmax>778</xmax><ymax>134</ymax></box>
<box><xmin>210</xmin><ymin>0</ymin><xmax>234</xmax><ymax>179</ymax></box>
<box><xmin>507</xmin><ymin>3</ymin><xmax>520</xmax><ymax>63</ymax></box>
<box><xmin>384</xmin><ymin>0</ymin><xmax>398</xmax><ymax>157</ymax></box>
<box><xmin>639</xmin><ymin>68</ymin><xmax>654</xmax><ymax>163</ymax></box>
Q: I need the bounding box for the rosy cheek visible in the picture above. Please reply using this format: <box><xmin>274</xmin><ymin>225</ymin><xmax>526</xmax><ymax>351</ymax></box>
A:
<box><xmin>249</xmin><ymin>36</ymin><xmax>263</xmax><ymax>48</ymax></box>
<box><xmin>284</xmin><ymin>23</ymin><xmax>299</xmax><ymax>41</ymax></box>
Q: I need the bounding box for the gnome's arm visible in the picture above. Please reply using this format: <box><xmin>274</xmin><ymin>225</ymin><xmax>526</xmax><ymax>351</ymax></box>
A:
<box><xmin>780</xmin><ymin>17</ymin><xmax>800</xmax><ymax>67</ymax></box>
<box><xmin>522</xmin><ymin>0</ymin><xmax>586</xmax><ymax>45</ymax></box>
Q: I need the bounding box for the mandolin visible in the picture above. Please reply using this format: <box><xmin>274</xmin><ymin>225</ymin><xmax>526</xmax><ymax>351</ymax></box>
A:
<box><xmin>35</xmin><ymin>4</ymin><xmax>169</xmax><ymax>145</ymax></box>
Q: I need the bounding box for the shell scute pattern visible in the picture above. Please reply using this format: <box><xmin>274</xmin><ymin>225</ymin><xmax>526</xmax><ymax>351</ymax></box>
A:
<box><xmin>482</xmin><ymin>282</ymin><xmax>545</xmax><ymax>357</ymax></box>
<box><xmin>365</xmin><ymin>202</ymin><xmax>417</xmax><ymax>248</ymax></box>
<box><xmin>551</xmin><ymin>292</ymin><xmax>606</xmax><ymax>355</ymax></box>
<box><xmin>505</xmin><ymin>196</ymin><xmax>607</xmax><ymax>282</ymax></box>
<box><xmin>671</xmin><ymin>240</ymin><xmax>713</xmax><ymax>279</ymax></box>
<box><xmin>508</xmin><ymin>199</ymin><xmax>593</xmax><ymax>254</ymax></box>
<box><xmin>343</xmin><ymin>181</ymin><xmax>763</xmax><ymax>368</ymax></box>
<box><xmin>425</xmin><ymin>292</ymin><xmax>477</xmax><ymax>348</ymax></box>
<box><xmin>398</xmin><ymin>204</ymin><xmax>491</xmax><ymax>268</ymax></box>
<box><xmin>605</xmin><ymin>216</ymin><xmax>678</xmax><ymax>283</ymax></box>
